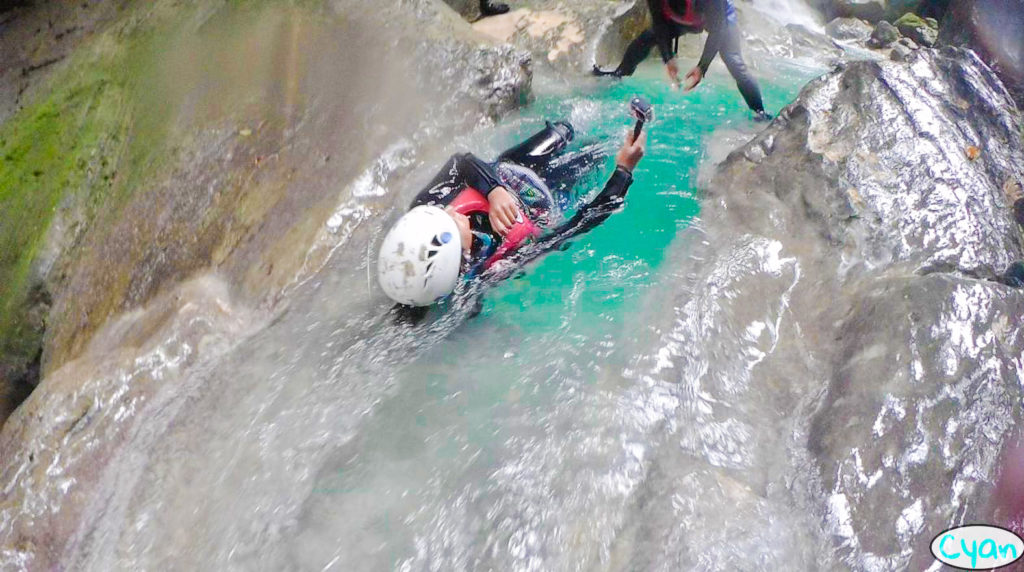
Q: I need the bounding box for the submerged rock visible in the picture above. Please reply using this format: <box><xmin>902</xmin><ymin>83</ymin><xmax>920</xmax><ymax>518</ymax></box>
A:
<box><xmin>707</xmin><ymin>47</ymin><xmax>1024</xmax><ymax>568</ymax></box>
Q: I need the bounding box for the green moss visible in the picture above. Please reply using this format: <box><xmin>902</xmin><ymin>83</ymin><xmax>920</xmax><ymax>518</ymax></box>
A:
<box><xmin>0</xmin><ymin>55</ymin><xmax>130</xmax><ymax>365</ymax></box>
<box><xmin>893</xmin><ymin>12</ymin><xmax>937</xmax><ymax>31</ymax></box>
<box><xmin>0</xmin><ymin>0</ymin><xmax>327</xmax><ymax>372</ymax></box>
<box><xmin>0</xmin><ymin>8</ymin><xmax>177</xmax><ymax>368</ymax></box>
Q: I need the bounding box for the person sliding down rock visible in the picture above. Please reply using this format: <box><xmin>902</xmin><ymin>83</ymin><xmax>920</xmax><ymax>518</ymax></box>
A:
<box><xmin>378</xmin><ymin>121</ymin><xmax>646</xmax><ymax>319</ymax></box>
<box><xmin>593</xmin><ymin>0</ymin><xmax>771</xmax><ymax>120</ymax></box>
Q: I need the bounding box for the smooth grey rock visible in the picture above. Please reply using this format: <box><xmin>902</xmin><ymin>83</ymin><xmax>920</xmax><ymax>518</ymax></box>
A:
<box><xmin>810</xmin><ymin>273</ymin><xmax>1024</xmax><ymax>568</ymax></box>
<box><xmin>594</xmin><ymin>0</ymin><xmax>650</xmax><ymax>72</ymax></box>
<box><xmin>866</xmin><ymin>20</ymin><xmax>900</xmax><ymax>48</ymax></box>
<box><xmin>706</xmin><ymin>46</ymin><xmax>1024</xmax><ymax>569</ymax></box>
<box><xmin>715</xmin><ymin>48</ymin><xmax>1024</xmax><ymax>279</ymax></box>
<box><xmin>889</xmin><ymin>42</ymin><xmax>912</xmax><ymax>60</ymax></box>
<box><xmin>897</xmin><ymin>36</ymin><xmax>918</xmax><ymax>49</ymax></box>
<box><xmin>825</xmin><ymin>17</ymin><xmax>873</xmax><ymax>40</ymax></box>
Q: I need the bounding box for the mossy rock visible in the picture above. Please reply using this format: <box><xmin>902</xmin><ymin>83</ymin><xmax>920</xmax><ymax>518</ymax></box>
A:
<box><xmin>894</xmin><ymin>12</ymin><xmax>938</xmax><ymax>46</ymax></box>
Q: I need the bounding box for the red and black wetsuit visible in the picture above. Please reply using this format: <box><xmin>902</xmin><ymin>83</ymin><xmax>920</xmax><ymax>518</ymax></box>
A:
<box><xmin>409</xmin><ymin>121</ymin><xmax>634</xmax><ymax>278</ymax></box>
<box><xmin>596</xmin><ymin>0</ymin><xmax>765</xmax><ymax>114</ymax></box>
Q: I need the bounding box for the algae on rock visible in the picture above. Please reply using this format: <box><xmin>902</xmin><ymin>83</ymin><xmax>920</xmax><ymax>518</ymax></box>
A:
<box><xmin>0</xmin><ymin>0</ymin><xmax>531</xmax><ymax>427</ymax></box>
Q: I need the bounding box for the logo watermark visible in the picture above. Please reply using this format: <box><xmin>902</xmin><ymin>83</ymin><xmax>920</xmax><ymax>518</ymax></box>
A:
<box><xmin>930</xmin><ymin>525</ymin><xmax>1024</xmax><ymax>570</ymax></box>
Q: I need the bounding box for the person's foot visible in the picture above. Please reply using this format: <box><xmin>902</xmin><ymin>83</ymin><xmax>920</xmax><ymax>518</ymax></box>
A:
<box><xmin>480</xmin><ymin>0</ymin><xmax>510</xmax><ymax>16</ymax></box>
<box><xmin>591</xmin><ymin>64</ymin><xmax>621</xmax><ymax>78</ymax></box>
<box><xmin>753</xmin><ymin>110</ymin><xmax>774</xmax><ymax>123</ymax></box>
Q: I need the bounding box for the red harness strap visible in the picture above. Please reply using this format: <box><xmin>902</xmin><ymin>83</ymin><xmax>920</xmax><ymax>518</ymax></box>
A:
<box><xmin>449</xmin><ymin>187</ymin><xmax>541</xmax><ymax>269</ymax></box>
<box><xmin>663</xmin><ymin>0</ymin><xmax>703</xmax><ymax>28</ymax></box>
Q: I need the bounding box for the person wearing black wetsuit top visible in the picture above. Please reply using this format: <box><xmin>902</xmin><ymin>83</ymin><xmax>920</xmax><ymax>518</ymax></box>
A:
<box><xmin>593</xmin><ymin>0</ymin><xmax>769</xmax><ymax>119</ymax></box>
<box><xmin>409</xmin><ymin>121</ymin><xmax>643</xmax><ymax>278</ymax></box>
<box><xmin>390</xmin><ymin>121</ymin><xmax>644</xmax><ymax>322</ymax></box>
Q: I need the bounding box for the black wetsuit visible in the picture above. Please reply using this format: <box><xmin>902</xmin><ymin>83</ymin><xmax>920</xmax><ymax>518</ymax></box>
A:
<box><xmin>596</xmin><ymin>0</ymin><xmax>765</xmax><ymax>113</ymax></box>
<box><xmin>409</xmin><ymin>121</ymin><xmax>633</xmax><ymax>278</ymax></box>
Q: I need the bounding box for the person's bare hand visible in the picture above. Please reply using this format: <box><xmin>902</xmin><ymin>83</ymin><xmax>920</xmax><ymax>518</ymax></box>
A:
<box><xmin>666</xmin><ymin>59</ymin><xmax>681</xmax><ymax>88</ymax></box>
<box><xmin>683</xmin><ymin>66</ymin><xmax>703</xmax><ymax>91</ymax></box>
<box><xmin>488</xmin><ymin>186</ymin><xmax>520</xmax><ymax>235</ymax></box>
<box><xmin>615</xmin><ymin>129</ymin><xmax>646</xmax><ymax>173</ymax></box>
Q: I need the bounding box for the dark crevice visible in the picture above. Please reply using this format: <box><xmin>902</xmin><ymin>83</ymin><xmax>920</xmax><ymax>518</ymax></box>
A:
<box><xmin>0</xmin><ymin>0</ymin><xmax>29</xmax><ymax>15</ymax></box>
<box><xmin>916</xmin><ymin>261</ymin><xmax>1024</xmax><ymax>289</ymax></box>
<box><xmin>21</xmin><ymin>56</ymin><xmax>63</xmax><ymax>76</ymax></box>
<box><xmin>2</xmin><ymin>349</ymin><xmax>40</xmax><ymax>428</ymax></box>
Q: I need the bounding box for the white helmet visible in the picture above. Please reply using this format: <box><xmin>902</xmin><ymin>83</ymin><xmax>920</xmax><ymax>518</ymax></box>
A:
<box><xmin>377</xmin><ymin>205</ymin><xmax>463</xmax><ymax>306</ymax></box>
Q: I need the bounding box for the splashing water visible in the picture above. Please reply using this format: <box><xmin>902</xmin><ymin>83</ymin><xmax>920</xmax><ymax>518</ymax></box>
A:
<box><xmin>1</xmin><ymin>33</ymin><xmax>831</xmax><ymax>568</ymax></box>
<box><xmin>206</xmin><ymin>62</ymin><xmax>820</xmax><ymax>571</ymax></box>
<box><xmin>748</xmin><ymin>0</ymin><xmax>823</xmax><ymax>31</ymax></box>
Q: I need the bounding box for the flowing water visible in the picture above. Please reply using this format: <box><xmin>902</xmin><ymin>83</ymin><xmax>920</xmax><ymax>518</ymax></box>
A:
<box><xmin>0</xmin><ymin>2</ymin><xmax>890</xmax><ymax>562</ymax></box>
<box><xmin>44</xmin><ymin>60</ymin><xmax>829</xmax><ymax>570</ymax></box>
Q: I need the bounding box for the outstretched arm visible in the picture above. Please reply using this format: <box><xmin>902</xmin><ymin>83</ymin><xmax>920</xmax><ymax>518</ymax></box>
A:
<box><xmin>504</xmin><ymin>130</ymin><xmax>646</xmax><ymax>267</ymax></box>
<box><xmin>687</xmin><ymin>0</ymin><xmax>730</xmax><ymax>89</ymax></box>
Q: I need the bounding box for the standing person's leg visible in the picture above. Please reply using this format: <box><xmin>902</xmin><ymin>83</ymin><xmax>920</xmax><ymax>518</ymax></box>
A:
<box><xmin>593</xmin><ymin>29</ymin><xmax>661</xmax><ymax>77</ymax></box>
<box><xmin>718</xmin><ymin>24</ymin><xmax>766</xmax><ymax>115</ymax></box>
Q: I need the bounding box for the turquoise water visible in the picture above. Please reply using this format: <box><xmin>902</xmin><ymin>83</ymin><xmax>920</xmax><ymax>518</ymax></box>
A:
<box><xmin>482</xmin><ymin>62</ymin><xmax>819</xmax><ymax>334</ymax></box>
<box><xmin>302</xmin><ymin>61</ymin><xmax>825</xmax><ymax>569</ymax></box>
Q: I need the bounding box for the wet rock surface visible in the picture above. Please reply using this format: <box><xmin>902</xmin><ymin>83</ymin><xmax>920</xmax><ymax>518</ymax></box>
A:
<box><xmin>867</xmin><ymin>20</ymin><xmax>899</xmax><ymax>48</ymax></box>
<box><xmin>703</xmin><ymin>47</ymin><xmax>1024</xmax><ymax>568</ymax></box>
<box><xmin>0</xmin><ymin>0</ymin><xmax>532</xmax><ymax>564</ymax></box>
<box><xmin>811</xmin><ymin>273</ymin><xmax>1023</xmax><ymax>569</ymax></box>
<box><xmin>0</xmin><ymin>0</ymin><xmax>126</xmax><ymax>124</ymax></box>
<box><xmin>0</xmin><ymin>0</ymin><xmax>530</xmax><ymax>428</ymax></box>
<box><xmin>821</xmin><ymin>0</ymin><xmax>918</xmax><ymax>22</ymax></box>
<box><xmin>937</xmin><ymin>0</ymin><xmax>1024</xmax><ymax>108</ymax></box>
<box><xmin>719</xmin><ymin>48</ymin><xmax>1024</xmax><ymax>279</ymax></box>
<box><xmin>469</xmin><ymin>0</ymin><xmax>640</xmax><ymax>74</ymax></box>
